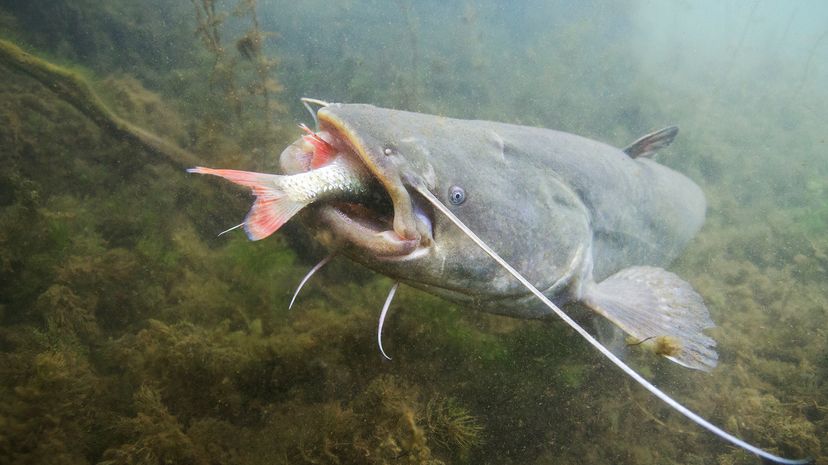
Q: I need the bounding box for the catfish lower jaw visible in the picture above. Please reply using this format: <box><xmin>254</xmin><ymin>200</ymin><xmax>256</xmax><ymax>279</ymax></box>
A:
<box><xmin>316</xmin><ymin>205</ymin><xmax>426</xmax><ymax>257</ymax></box>
<box><xmin>317</xmin><ymin>108</ymin><xmax>430</xmax><ymax>243</ymax></box>
<box><xmin>278</xmin><ymin>124</ymin><xmax>433</xmax><ymax>256</ymax></box>
<box><xmin>317</xmin><ymin>187</ymin><xmax>434</xmax><ymax>258</ymax></box>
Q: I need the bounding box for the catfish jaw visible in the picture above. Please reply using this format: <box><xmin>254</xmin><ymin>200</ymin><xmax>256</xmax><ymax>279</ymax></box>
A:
<box><xmin>317</xmin><ymin>105</ymin><xmax>433</xmax><ymax>245</ymax></box>
<box><xmin>288</xmin><ymin>103</ymin><xmax>591</xmax><ymax>307</ymax></box>
<box><xmin>278</xmin><ymin>130</ymin><xmax>429</xmax><ymax>258</ymax></box>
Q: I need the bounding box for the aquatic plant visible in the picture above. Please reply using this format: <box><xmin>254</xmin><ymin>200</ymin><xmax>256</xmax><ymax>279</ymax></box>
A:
<box><xmin>1</xmin><ymin>1</ymin><xmax>828</xmax><ymax>464</ymax></box>
<box><xmin>0</xmin><ymin>39</ymin><xmax>200</xmax><ymax>169</ymax></box>
<box><xmin>34</xmin><ymin>284</ymin><xmax>99</xmax><ymax>341</ymax></box>
<box><xmin>424</xmin><ymin>395</ymin><xmax>484</xmax><ymax>454</ymax></box>
<box><xmin>0</xmin><ymin>343</ymin><xmax>103</xmax><ymax>465</ymax></box>
<box><xmin>190</xmin><ymin>0</ymin><xmax>282</xmax><ymax>145</ymax></box>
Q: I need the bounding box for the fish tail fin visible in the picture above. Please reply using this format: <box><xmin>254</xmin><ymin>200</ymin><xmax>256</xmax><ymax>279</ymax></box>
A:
<box><xmin>188</xmin><ymin>167</ymin><xmax>306</xmax><ymax>240</ymax></box>
<box><xmin>581</xmin><ymin>266</ymin><xmax>718</xmax><ymax>371</ymax></box>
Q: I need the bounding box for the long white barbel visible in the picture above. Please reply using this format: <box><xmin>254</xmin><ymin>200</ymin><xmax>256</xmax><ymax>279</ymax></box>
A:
<box><xmin>412</xmin><ymin>184</ymin><xmax>810</xmax><ymax>465</ymax></box>
<box><xmin>377</xmin><ymin>282</ymin><xmax>399</xmax><ymax>360</ymax></box>
<box><xmin>289</xmin><ymin>253</ymin><xmax>335</xmax><ymax>310</ymax></box>
<box><xmin>300</xmin><ymin>97</ymin><xmax>330</xmax><ymax>131</ymax></box>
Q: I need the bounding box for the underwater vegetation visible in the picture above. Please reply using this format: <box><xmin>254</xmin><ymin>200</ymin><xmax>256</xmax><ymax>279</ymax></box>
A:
<box><xmin>1</xmin><ymin>1</ymin><xmax>827</xmax><ymax>464</ymax></box>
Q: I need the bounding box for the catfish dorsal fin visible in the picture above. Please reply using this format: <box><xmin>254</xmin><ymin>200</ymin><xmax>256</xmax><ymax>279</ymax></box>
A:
<box><xmin>622</xmin><ymin>125</ymin><xmax>679</xmax><ymax>158</ymax></box>
<box><xmin>410</xmin><ymin>182</ymin><xmax>811</xmax><ymax>465</ymax></box>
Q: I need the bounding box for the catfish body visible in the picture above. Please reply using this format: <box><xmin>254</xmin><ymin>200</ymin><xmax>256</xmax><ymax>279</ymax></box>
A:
<box><xmin>292</xmin><ymin>105</ymin><xmax>704</xmax><ymax>315</ymax></box>
<box><xmin>192</xmin><ymin>103</ymin><xmax>714</xmax><ymax>370</ymax></box>
<box><xmin>192</xmin><ymin>103</ymin><xmax>815</xmax><ymax>461</ymax></box>
<box><xmin>278</xmin><ymin>104</ymin><xmax>716</xmax><ymax>370</ymax></box>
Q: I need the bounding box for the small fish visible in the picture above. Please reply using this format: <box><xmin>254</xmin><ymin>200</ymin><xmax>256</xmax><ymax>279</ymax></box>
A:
<box><xmin>188</xmin><ymin>127</ymin><xmax>386</xmax><ymax>242</ymax></box>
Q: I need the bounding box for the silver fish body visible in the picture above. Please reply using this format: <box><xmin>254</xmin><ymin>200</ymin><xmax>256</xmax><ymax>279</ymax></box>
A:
<box><xmin>189</xmin><ymin>148</ymin><xmax>381</xmax><ymax>241</ymax></box>
<box><xmin>275</xmin><ymin>155</ymin><xmax>373</xmax><ymax>204</ymax></box>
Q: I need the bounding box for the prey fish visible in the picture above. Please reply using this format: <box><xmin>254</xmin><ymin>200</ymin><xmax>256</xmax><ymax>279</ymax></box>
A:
<box><xmin>188</xmin><ymin>100</ymin><xmax>810</xmax><ymax>465</ymax></box>
<box><xmin>188</xmin><ymin>125</ymin><xmax>418</xmax><ymax>254</ymax></box>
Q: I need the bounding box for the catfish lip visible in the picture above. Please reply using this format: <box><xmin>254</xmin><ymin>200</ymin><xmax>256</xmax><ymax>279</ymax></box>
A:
<box><xmin>278</xmin><ymin>134</ymin><xmax>427</xmax><ymax>257</ymax></box>
<box><xmin>317</xmin><ymin>110</ymin><xmax>426</xmax><ymax>243</ymax></box>
<box><xmin>318</xmin><ymin>206</ymin><xmax>421</xmax><ymax>257</ymax></box>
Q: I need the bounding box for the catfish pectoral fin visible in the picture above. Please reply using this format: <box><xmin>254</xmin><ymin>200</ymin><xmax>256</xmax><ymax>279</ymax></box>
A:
<box><xmin>581</xmin><ymin>266</ymin><xmax>718</xmax><ymax>372</ymax></box>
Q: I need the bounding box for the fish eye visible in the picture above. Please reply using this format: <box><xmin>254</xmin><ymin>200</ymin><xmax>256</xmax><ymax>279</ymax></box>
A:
<box><xmin>448</xmin><ymin>185</ymin><xmax>466</xmax><ymax>205</ymax></box>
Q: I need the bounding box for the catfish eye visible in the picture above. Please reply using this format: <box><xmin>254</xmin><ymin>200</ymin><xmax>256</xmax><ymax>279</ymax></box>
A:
<box><xmin>448</xmin><ymin>185</ymin><xmax>466</xmax><ymax>205</ymax></box>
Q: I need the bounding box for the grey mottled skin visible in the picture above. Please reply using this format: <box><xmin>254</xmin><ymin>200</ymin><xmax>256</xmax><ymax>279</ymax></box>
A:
<box><xmin>286</xmin><ymin>104</ymin><xmax>705</xmax><ymax>319</ymax></box>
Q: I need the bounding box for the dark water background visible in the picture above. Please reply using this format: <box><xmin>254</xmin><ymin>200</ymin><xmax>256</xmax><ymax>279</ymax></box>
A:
<box><xmin>0</xmin><ymin>1</ymin><xmax>826</xmax><ymax>464</ymax></box>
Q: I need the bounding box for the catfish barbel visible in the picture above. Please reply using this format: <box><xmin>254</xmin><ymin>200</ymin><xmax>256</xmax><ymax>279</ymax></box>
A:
<box><xmin>189</xmin><ymin>100</ymin><xmax>810</xmax><ymax>465</ymax></box>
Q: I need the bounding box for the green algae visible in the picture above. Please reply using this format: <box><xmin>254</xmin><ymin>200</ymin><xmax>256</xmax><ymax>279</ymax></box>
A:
<box><xmin>0</xmin><ymin>1</ymin><xmax>827</xmax><ymax>465</ymax></box>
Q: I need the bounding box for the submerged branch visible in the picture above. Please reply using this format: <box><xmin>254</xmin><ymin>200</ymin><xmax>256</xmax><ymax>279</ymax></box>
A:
<box><xmin>0</xmin><ymin>39</ymin><xmax>200</xmax><ymax>168</ymax></box>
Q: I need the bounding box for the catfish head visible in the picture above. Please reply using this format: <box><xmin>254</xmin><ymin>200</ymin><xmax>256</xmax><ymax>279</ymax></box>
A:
<box><xmin>280</xmin><ymin>103</ymin><xmax>589</xmax><ymax>315</ymax></box>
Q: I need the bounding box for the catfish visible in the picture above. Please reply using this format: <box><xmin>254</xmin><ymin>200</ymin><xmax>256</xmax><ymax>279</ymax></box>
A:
<box><xmin>189</xmin><ymin>101</ymin><xmax>810</xmax><ymax>464</ymax></box>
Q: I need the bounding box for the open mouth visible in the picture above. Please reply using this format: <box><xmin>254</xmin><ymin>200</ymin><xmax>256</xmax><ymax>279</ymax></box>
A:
<box><xmin>280</xmin><ymin>119</ymin><xmax>433</xmax><ymax>259</ymax></box>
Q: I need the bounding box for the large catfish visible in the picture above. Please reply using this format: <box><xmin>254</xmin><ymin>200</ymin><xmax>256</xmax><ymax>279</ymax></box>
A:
<box><xmin>286</xmin><ymin>103</ymin><xmax>715</xmax><ymax>368</ymax></box>
<box><xmin>189</xmin><ymin>102</ymin><xmax>809</xmax><ymax>464</ymax></box>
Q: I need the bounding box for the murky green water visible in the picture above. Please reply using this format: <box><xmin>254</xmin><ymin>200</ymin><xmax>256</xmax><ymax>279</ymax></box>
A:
<box><xmin>1</xmin><ymin>1</ymin><xmax>826</xmax><ymax>464</ymax></box>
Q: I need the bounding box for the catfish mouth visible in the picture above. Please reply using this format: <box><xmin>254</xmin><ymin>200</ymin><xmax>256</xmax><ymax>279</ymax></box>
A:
<box><xmin>321</xmin><ymin>198</ymin><xmax>432</xmax><ymax>259</ymax></box>
<box><xmin>282</xmin><ymin>119</ymin><xmax>433</xmax><ymax>259</ymax></box>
